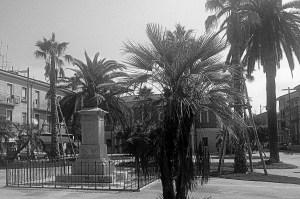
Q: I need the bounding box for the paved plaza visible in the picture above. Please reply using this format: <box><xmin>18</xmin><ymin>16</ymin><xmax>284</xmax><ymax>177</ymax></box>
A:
<box><xmin>1</xmin><ymin>152</ymin><xmax>300</xmax><ymax>199</ymax></box>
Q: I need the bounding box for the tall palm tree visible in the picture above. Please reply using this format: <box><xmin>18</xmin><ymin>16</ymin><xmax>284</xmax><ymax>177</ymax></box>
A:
<box><xmin>59</xmin><ymin>52</ymin><xmax>131</xmax><ymax>131</ymax></box>
<box><xmin>243</xmin><ymin>0</ymin><xmax>300</xmax><ymax>162</ymax></box>
<box><xmin>34</xmin><ymin>33</ymin><xmax>71</xmax><ymax>159</ymax></box>
<box><xmin>205</xmin><ymin>0</ymin><xmax>259</xmax><ymax>173</ymax></box>
<box><xmin>124</xmin><ymin>24</ymin><xmax>244</xmax><ymax>199</ymax></box>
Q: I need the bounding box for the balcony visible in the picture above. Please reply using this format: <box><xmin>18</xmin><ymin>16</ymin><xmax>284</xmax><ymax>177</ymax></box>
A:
<box><xmin>33</xmin><ymin>99</ymin><xmax>48</xmax><ymax>111</ymax></box>
<box><xmin>0</xmin><ymin>95</ymin><xmax>20</xmax><ymax>106</ymax></box>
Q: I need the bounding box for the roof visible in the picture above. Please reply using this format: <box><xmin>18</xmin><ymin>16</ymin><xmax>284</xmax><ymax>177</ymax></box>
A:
<box><xmin>121</xmin><ymin>94</ymin><xmax>162</xmax><ymax>102</ymax></box>
<box><xmin>0</xmin><ymin>68</ymin><xmax>73</xmax><ymax>94</ymax></box>
<box><xmin>121</xmin><ymin>94</ymin><xmax>163</xmax><ymax>108</ymax></box>
<box><xmin>276</xmin><ymin>85</ymin><xmax>300</xmax><ymax>101</ymax></box>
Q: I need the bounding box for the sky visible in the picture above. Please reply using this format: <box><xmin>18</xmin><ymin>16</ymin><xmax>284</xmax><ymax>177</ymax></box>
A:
<box><xmin>0</xmin><ymin>0</ymin><xmax>298</xmax><ymax>114</ymax></box>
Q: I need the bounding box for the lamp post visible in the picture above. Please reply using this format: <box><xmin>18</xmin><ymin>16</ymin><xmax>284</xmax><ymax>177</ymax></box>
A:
<box><xmin>282</xmin><ymin>87</ymin><xmax>297</xmax><ymax>144</ymax></box>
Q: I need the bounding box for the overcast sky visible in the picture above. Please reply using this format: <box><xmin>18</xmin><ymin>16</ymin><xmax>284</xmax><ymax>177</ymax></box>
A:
<box><xmin>0</xmin><ymin>0</ymin><xmax>298</xmax><ymax>113</ymax></box>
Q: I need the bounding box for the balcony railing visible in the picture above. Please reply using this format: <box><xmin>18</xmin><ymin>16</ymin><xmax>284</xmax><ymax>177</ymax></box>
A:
<box><xmin>0</xmin><ymin>95</ymin><xmax>20</xmax><ymax>106</ymax></box>
<box><xmin>33</xmin><ymin>99</ymin><xmax>48</xmax><ymax>111</ymax></box>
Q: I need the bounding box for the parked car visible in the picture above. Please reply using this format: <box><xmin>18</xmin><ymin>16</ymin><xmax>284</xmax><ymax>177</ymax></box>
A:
<box><xmin>279</xmin><ymin>143</ymin><xmax>288</xmax><ymax>150</ymax></box>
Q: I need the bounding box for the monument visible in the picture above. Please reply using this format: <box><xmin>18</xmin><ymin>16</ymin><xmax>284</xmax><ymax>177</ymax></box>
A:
<box><xmin>56</xmin><ymin>107</ymin><xmax>115</xmax><ymax>183</ymax></box>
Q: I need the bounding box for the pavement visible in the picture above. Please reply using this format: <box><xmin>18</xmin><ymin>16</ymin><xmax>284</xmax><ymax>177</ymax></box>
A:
<box><xmin>0</xmin><ymin>152</ymin><xmax>300</xmax><ymax>199</ymax></box>
<box><xmin>255</xmin><ymin>152</ymin><xmax>300</xmax><ymax>178</ymax></box>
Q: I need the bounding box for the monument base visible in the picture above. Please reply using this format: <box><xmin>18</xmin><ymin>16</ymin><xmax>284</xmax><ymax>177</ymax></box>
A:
<box><xmin>55</xmin><ymin>159</ymin><xmax>116</xmax><ymax>184</ymax></box>
<box><xmin>56</xmin><ymin>174</ymin><xmax>113</xmax><ymax>183</ymax></box>
<box><xmin>71</xmin><ymin>159</ymin><xmax>114</xmax><ymax>175</ymax></box>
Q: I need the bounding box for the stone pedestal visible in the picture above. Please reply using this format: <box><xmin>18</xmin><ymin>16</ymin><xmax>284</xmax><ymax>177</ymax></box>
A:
<box><xmin>56</xmin><ymin>108</ymin><xmax>114</xmax><ymax>183</ymax></box>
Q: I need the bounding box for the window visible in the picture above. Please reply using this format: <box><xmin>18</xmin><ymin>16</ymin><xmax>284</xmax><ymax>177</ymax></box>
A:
<box><xmin>6</xmin><ymin>109</ymin><xmax>12</xmax><ymax>121</ymax></box>
<box><xmin>200</xmin><ymin>110</ymin><xmax>209</xmax><ymax>123</ymax></box>
<box><xmin>22</xmin><ymin>112</ymin><xmax>27</xmax><ymax>124</ymax></box>
<box><xmin>34</xmin><ymin>90</ymin><xmax>40</xmax><ymax>105</ymax></box>
<box><xmin>158</xmin><ymin>111</ymin><xmax>163</xmax><ymax>121</ymax></box>
<box><xmin>21</xmin><ymin>87</ymin><xmax>27</xmax><ymax>102</ymax></box>
<box><xmin>7</xmin><ymin>83</ymin><xmax>13</xmax><ymax>96</ymax></box>
<box><xmin>202</xmin><ymin>137</ymin><xmax>208</xmax><ymax>146</ymax></box>
<box><xmin>7</xmin><ymin>84</ymin><xmax>13</xmax><ymax>103</ymax></box>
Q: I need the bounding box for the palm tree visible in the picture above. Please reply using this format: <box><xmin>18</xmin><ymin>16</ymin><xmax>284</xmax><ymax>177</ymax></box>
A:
<box><xmin>34</xmin><ymin>33</ymin><xmax>72</xmax><ymax>159</ymax></box>
<box><xmin>205</xmin><ymin>0</ymin><xmax>259</xmax><ymax>173</ymax></box>
<box><xmin>243</xmin><ymin>0</ymin><xmax>300</xmax><ymax>163</ymax></box>
<box><xmin>59</xmin><ymin>52</ymin><xmax>131</xmax><ymax>132</ymax></box>
<box><xmin>124</xmin><ymin>24</ymin><xmax>244</xmax><ymax>199</ymax></box>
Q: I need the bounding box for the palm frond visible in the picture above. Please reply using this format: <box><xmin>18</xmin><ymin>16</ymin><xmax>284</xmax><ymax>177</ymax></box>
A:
<box><xmin>34</xmin><ymin>50</ymin><xmax>47</xmax><ymax>60</ymax></box>
<box><xmin>205</xmin><ymin>0</ymin><xmax>225</xmax><ymax>11</ymax></box>
<box><xmin>205</xmin><ymin>15</ymin><xmax>219</xmax><ymax>31</ymax></box>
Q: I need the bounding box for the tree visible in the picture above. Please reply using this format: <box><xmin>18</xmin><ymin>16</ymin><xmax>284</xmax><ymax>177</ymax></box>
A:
<box><xmin>7</xmin><ymin>124</ymin><xmax>45</xmax><ymax>160</ymax></box>
<box><xmin>0</xmin><ymin>116</ymin><xmax>14</xmax><ymax>159</ymax></box>
<box><xmin>59</xmin><ymin>52</ymin><xmax>131</xmax><ymax>132</ymax></box>
<box><xmin>124</xmin><ymin>24</ymin><xmax>244</xmax><ymax>199</ymax></box>
<box><xmin>243</xmin><ymin>0</ymin><xmax>300</xmax><ymax>162</ymax></box>
<box><xmin>34</xmin><ymin>33</ymin><xmax>72</xmax><ymax>159</ymax></box>
<box><xmin>205</xmin><ymin>0</ymin><xmax>259</xmax><ymax>173</ymax></box>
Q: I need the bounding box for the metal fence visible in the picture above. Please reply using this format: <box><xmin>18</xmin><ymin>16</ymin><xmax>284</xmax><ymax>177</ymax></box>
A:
<box><xmin>6</xmin><ymin>157</ymin><xmax>159</xmax><ymax>191</ymax></box>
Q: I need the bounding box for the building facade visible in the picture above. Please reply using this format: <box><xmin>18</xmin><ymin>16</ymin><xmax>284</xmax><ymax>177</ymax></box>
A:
<box><xmin>106</xmin><ymin>94</ymin><xmax>221</xmax><ymax>154</ymax></box>
<box><xmin>277</xmin><ymin>85</ymin><xmax>300</xmax><ymax>144</ymax></box>
<box><xmin>0</xmin><ymin>69</ymin><xmax>73</xmax><ymax>156</ymax></box>
<box><xmin>194</xmin><ymin>109</ymin><xmax>221</xmax><ymax>153</ymax></box>
<box><xmin>0</xmin><ymin>69</ymin><xmax>71</xmax><ymax>128</ymax></box>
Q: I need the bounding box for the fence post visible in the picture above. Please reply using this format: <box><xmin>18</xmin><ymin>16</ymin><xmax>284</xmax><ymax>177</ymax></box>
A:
<box><xmin>29</xmin><ymin>160</ymin><xmax>32</xmax><ymax>187</ymax></box>
<box><xmin>54</xmin><ymin>160</ymin><xmax>57</xmax><ymax>188</ymax></box>
<box><xmin>94</xmin><ymin>161</ymin><xmax>97</xmax><ymax>190</ymax></box>
<box><xmin>137</xmin><ymin>157</ymin><xmax>140</xmax><ymax>190</ymax></box>
<box><xmin>109</xmin><ymin>161</ymin><xmax>111</xmax><ymax>190</ymax></box>
<box><xmin>5</xmin><ymin>160</ymin><xmax>8</xmax><ymax>186</ymax></box>
<box><xmin>41</xmin><ymin>161</ymin><xmax>44</xmax><ymax>188</ymax></box>
<box><xmin>80</xmin><ymin>161</ymin><xmax>83</xmax><ymax>189</ymax></box>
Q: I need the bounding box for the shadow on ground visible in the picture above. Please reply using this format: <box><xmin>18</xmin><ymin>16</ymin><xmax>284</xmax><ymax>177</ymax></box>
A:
<box><xmin>219</xmin><ymin>172</ymin><xmax>300</xmax><ymax>185</ymax></box>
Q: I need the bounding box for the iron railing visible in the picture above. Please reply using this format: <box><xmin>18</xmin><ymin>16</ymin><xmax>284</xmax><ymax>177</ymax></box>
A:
<box><xmin>6</xmin><ymin>157</ymin><xmax>159</xmax><ymax>191</ymax></box>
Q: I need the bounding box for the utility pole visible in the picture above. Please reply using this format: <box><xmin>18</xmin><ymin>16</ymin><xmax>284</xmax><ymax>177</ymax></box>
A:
<box><xmin>282</xmin><ymin>87</ymin><xmax>297</xmax><ymax>144</ymax></box>
<box><xmin>17</xmin><ymin>68</ymin><xmax>30</xmax><ymax>127</ymax></box>
<box><xmin>17</xmin><ymin>67</ymin><xmax>31</xmax><ymax>157</ymax></box>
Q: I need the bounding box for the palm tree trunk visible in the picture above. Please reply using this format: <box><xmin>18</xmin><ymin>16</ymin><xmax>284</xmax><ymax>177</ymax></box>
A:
<box><xmin>230</xmin><ymin>10</ymin><xmax>248</xmax><ymax>173</ymax></box>
<box><xmin>218</xmin><ymin>129</ymin><xmax>228</xmax><ymax>175</ymax></box>
<box><xmin>266</xmin><ymin>67</ymin><xmax>280</xmax><ymax>163</ymax></box>
<box><xmin>159</xmin><ymin>102</ymin><xmax>178</xmax><ymax>199</ymax></box>
<box><xmin>50</xmin><ymin>56</ymin><xmax>58</xmax><ymax>159</ymax></box>
<box><xmin>159</xmin><ymin>144</ymin><xmax>175</xmax><ymax>199</ymax></box>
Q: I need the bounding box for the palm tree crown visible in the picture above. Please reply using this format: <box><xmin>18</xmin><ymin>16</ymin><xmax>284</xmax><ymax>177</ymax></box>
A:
<box><xmin>60</xmin><ymin>51</ymin><xmax>130</xmax><ymax>129</ymax></box>
<box><xmin>35</xmin><ymin>33</ymin><xmax>72</xmax><ymax>79</ymax></box>
<box><xmin>244</xmin><ymin>0</ymin><xmax>300</xmax><ymax>75</ymax></box>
